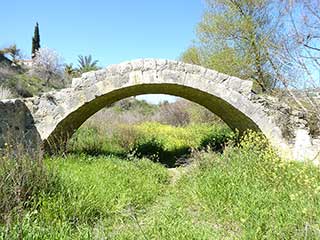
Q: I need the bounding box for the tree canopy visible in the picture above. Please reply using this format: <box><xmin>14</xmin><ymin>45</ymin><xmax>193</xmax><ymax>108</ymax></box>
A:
<box><xmin>181</xmin><ymin>0</ymin><xmax>285</xmax><ymax>92</ymax></box>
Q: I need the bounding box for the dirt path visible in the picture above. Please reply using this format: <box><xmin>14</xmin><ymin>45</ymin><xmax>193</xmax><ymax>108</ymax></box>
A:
<box><xmin>167</xmin><ymin>167</ymin><xmax>189</xmax><ymax>184</ymax></box>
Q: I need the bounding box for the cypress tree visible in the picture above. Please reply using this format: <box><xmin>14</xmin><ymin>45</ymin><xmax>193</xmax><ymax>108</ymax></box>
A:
<box><xmin>31</xmin><ymin>22</ymin><xmax>40</xmax><ymax>58</ymax></box>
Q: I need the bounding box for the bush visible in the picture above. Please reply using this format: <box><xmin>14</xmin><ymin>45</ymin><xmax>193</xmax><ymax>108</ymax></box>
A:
<box><xmin>177</xmin><ymin>131</ymin><xmax>320</xmax><ymax>239</ymax></box>
<box><xmin>30</xmin><ymin>48</ymin><xmax>64</xmax><ymax>87</ymax></box>
<box><xmin>112</xmin><ymin>124</ymin><xmax>140</xmax><ymax>152</ymax></box>
<box><xmin>113</xmin><ymin>98</ymin><xmax>158</xmax><ymax>116</ymax></box>
<box><xmin>200</xmin><ymin>127</ymin><xmax>237</xmax><ymax>151</ymax></box>
<box><xmin>307</xmin><ymin>112</ymin><xmax>320</xmax><ymax>137</ymax></box>
<box><xmin>152</xmin><ymin>100</ymin><xmax>190</xmax><ymax>126</ymax></box>
<box><xmin>0</xmin><ymin>65</ymin><xmax>57</xmax><ymax>97</ymax></box>
<box><xmin>123</xmin><ymin>131</ymin><xmax>320</xmax><ymax>239</ymax></box>
<box><xmin>3</xmin><ymin>132</ymin><xmax>320</xmax><ymax>238</ymax></box>
<box><xmin>0</xmin><ymin>86</ymin><xmax>14</xmax><ymax>99</ymax></box>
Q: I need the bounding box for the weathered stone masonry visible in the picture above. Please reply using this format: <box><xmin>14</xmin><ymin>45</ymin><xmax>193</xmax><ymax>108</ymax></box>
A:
<box><xmin>0</xmin><ymin>59</ymin><xmax>318</xmax><ymax>162</ymax></box>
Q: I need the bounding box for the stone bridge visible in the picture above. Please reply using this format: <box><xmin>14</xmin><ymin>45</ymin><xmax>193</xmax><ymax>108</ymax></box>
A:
<box><xmin>0</xmin><ymin>59</ymin><xmax>318</xmax><ymax>162</ymax></box>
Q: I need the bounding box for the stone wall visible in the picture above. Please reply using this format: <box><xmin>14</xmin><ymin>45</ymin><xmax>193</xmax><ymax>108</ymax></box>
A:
<box><xmin>251</xmin><ymin>94</ymin><xmax>319</xmax><ymax>163</ymax></box>
<box><xmin>251</xmin><ymin>94</ymin><xmax>309</xmax><ymax>141</ymax></box>
<box><xmin>0</xmin><ymin>99</ymin><xmax>41</xmax><ymax>155</ymax></box>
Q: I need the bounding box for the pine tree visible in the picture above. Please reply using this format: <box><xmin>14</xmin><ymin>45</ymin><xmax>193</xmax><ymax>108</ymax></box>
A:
<box><xmin>32</xmin><ymin>22</ymin><xmax>40</xmax><ymax>58</ymax></box>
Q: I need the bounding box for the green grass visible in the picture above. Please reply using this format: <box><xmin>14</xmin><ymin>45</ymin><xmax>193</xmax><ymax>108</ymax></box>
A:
<box><xmin>132</xmin><ymin>122</ymin><xmax>234</xmax><ymax>166</ymax></box>
<box><xmin>2</xmin><ymin>132</ymin><xmax>320</xmax><ymax>239</ymax></box>
<box><xmin>133</xmin><ymin>122</ymin><xmax>233</xmax><ymax>151</ymax></box>
<box><xmin>1</xmin><ymin>155</ymin><xmax>169</xmax><ymax>239</ymax></box>
<box><xmin>68</xmin><ymin>122</ymin><xmax>234</xmax><ymax>166</ymax></box>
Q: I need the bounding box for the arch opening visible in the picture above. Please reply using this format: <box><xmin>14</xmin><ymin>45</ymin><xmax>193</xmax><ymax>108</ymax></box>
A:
<box><xmin>45</xmin><ymin>83</ymin><xmax>261</xmax><ymax>153</ymax></box>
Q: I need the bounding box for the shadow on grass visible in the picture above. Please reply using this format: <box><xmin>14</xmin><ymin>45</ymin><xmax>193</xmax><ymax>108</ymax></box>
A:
<box><xmin>66</xmin><ymin>130</ymin><xmax>235</xmax><ymax>168</ymax></box>
<box><xmin>131</xmin><ymin>141</ymin><xmax>192</xmax><ymax>167</ymax></box>
<box><xmin>130</xmin><ymin>133</ymin><xmax>233</xmax><ymax>167</ymax></box>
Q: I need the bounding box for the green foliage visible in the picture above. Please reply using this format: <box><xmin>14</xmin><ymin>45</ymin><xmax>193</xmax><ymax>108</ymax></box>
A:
<box><xmin>131</xmin><ymin>122</ymin><xmax>234</xmax><ymax>166</ymax></box>
<box><xmin>63</xmin><ymin>55</ymin><xmax>101</xmax><ymax>78</ymax></box>
<box><xmin>64</xmin><ymin>63</ymin><xmax>79</xmax><ymax>78</ymax></box>
<box><xmin>0</xmin><ymin>85</ymin><xmax>13</xmax><ymax>99</ymax></box>
<box><xmin>3</xmin><ymin>132</ymin><xmax>320</xmax><ymax>239</ymax></box>
<box><xmin>180</xmin><ymin>46</ymin><xmax>201</xmax><ymax>65</ymax></box>
<box><xmin>133</xmin><ymin>122</ymin><xmax>231</xmax><ymax>151</ymax></box>
<box><xmin>15</xmin><ymin>74</ymin><xmax>53</xmax><ymax>96</ymax></box>
<box><xmin>77</xmin><ymin>55</ymin><xmax>99</xmax><ymax>73</ymax></box>
<box><xmin>67</xmin><ymin>127</ymin><xmax>107</xmax><ymax>155</ymax></box>
<box><xmin>0</xmin><ymin>54</ymin><xmax>13</xmax><ymax>68</ymax></box>
<box><xmin>0</xmin><ymin>63</ymin><xmax>63</xmax><ymax>97</ymax></box>
<box><xmin>176</xmin><ymin>132</ymin><xmax>320</xmax><ymax>239</ymax></box>
<box><xmin>115</xmin><ymin>132</ymin><xmax>320</xmax><ymax>239</ymax></box>
<box><xmin>1</xmin><ymin>156</ymin><xmax>169</xmax><ymax>239</ymax></box>
<box><xmin>182</xmin><ymin>0</ymin><xmax>283</xmax><ymax>92</ymax></box>
<box><xmin>307</xmin><ymin>112</ymin><xmax>320</xmax><ymax>138</ymax></box>
<box><xmin>186</xmin><ymin>101</ymin><xmax>222</xmax><ymax>124</ymax></box>
<box><xmin>113</xmin><ymin>98</ymin><xmax>158</xmax><ymax>115</ymax></box>
<box><xmin>204</xmin><ymin>47</ymin><xmax>251</xmax><ymax>79</ymax></box>
<box><xmin>67</xmin><ymin>126</ymin><xmax>123</xmax><ymax>156</ymax></box>
<box><xmin>0</xmin><ymin>45</ymin><xmax>21</xmax><ymax>64</ymax></box>
<box><xmin>31</xmin><ymin>22</ymin><xmax>40</xmax><ymax>58</ymax></box>
<box><xmin>69</xmin><ymin>121</ymin><xmax>233</xmax><ymax>166</ymax></box>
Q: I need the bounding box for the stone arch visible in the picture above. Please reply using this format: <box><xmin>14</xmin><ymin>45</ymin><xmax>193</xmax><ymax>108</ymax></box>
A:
<box><xmin>20</xmin><ymin>59</ymin><xmax>286</xmax><ymax>152</ymax></box>
<box><xmin>45</xmin><ymin>83</ymin><xmax>261</xmax><ymax>148</ymax></box>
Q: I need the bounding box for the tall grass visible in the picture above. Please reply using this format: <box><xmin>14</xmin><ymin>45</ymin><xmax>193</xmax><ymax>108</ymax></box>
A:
<box><xmin>0</xmin><ymin>85</ymin><xmax>13</xmax><ymax>99</ymax></box>
<box><xmin>68</xmin><ymin>122</ymin><xmax>234</xmax><ymax>166</ymax></box>
<box><xmin>2</xmin><ymin>132</ymin><xmax>320</xmax><ymax>239</ymax></box>
<box><xmin>0</xmin><ymin>155</ymin><xmax>169</xmax><ymax>239</ymax></box>
<box><xmin>110</xmin><ymin>132</ymin><xmax>320</xmax><ymax>239</ymax></box>
<box><xmin>0</xmin><ymin>144</ymin><xmax>58</xmax><ymax>239</ymax></box>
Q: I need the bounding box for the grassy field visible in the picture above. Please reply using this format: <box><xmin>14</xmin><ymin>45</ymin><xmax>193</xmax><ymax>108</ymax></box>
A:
<box><xmin>1</xmin><ymin>132</ymin><xmax>320</xmax><ymax>239</ymax></box>
<box><xmin>67</xmin><ymin>122</ymin><xmax>234</xmax><ymax>167</ymax></box>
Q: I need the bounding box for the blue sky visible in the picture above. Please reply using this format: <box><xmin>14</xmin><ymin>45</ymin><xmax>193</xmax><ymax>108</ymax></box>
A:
<box><xmin>2</xmin><ymin>0</ymin><xmax>204</xmax><ymax>66</ymax></box>
<box><xmin>2</xmin><ymin>0</ymin><xmax>205</xmax><ymax>103</ymax></box>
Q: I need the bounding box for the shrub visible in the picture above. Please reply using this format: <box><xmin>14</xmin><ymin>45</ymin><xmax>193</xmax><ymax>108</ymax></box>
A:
<box><xmin>0</xmin><ymin>64</ymin><xmax>55</xmax><ymax>97</ymax></box>
<box><xmin>200</xmin><ymin>127</ymin><xmax>237</xmax><ymax>151</ymax></box>
<box><xmin>112</xmin><ymin>124</ymin><xmax>140</xmax><ymax>152</ymax></box>
<box><xmin>307</xmin><ymin>112</ymin><xmax>320</xmax><ymax>137</ymax></box>
<box><xmin>113</xmin><ymin>98</ymin><xmax>158</xmax><ymax>115</ymax></box>
<box><xmin>152</xmin><ymin>100</ymin><xmax>190</xmax><ymax>126</ymax></box>
<box><xmin>68</xmin><ymin>115</ymin><xmax>233</xmax><ymax>166</ymax></box>
<box><xmin>30</xmin><ymin>48</ymin><xmax>64</xmax><ymax>87</ymax></box>
<box><xmin>178</xmin><ymin>131</ymin><xmax>320</xmax><ymax>239</ymax></box>
<box><xmin>4</xmin><ymin>131</ymin><xmax>319</xmax><ymax>238</ymax></box>
<box><xmin>0</xmin><ymin>85</ymin><xmax>14</xmax><ymax>99</ymax></box>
